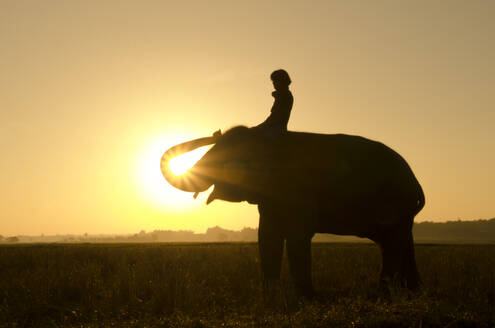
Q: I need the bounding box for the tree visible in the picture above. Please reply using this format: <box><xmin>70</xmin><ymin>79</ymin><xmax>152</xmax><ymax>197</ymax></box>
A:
<box><xmin>6</xmin><ymin>236</ymin><xmax>19</xmax><ymax>243</ymax></box>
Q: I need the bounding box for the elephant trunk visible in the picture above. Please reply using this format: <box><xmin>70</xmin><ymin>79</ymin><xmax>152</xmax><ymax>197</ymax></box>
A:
<box><xmin>160</xmin><ymin>136</ymin><xmax>216</xmax><ymax>192</ymax></box>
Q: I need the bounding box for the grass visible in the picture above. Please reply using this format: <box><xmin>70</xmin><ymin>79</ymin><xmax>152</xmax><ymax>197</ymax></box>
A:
<box><xmin>0</xmin><ymin>243</ymin><xmax>494</xmax><ymax>327</ymax></box>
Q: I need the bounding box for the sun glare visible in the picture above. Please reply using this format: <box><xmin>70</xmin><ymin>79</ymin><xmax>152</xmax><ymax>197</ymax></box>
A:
<box><xmin>168</xmin><ymin>150</ymin><xmax>205</xmax><ymax>176</ymax></box>
<box><xmin>135</xmin><ymin>134</ymin><xmax>211</xmax><ymax>211</ymax></box>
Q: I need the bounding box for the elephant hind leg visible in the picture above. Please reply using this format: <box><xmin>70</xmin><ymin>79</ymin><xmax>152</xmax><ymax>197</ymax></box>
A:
<box><xmin>403</xmin><ymin>229</ymin><xmax>421</xmax><ymax>290</ymax></box>
<box><xmin>378</xmin><ymin>220</ymin><xmax>420</xmax><ymax>290</ymax></box>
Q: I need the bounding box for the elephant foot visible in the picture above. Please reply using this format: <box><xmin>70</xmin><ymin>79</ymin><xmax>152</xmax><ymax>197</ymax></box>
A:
<box><xmin>261</xmin><ymin>279</ymin><xmax>288</xmax><ymax>310</ymax></box>
<box><xmin>294</xmin><ymin>281</ymin><xmax>315</xmax><ymax>300</ymax></box>
<box><xmin>377</xmin><ymin>276</ymin><xmax>423</xmax><ymax>303</ymax></box>
<box><xmin>262</xmin><ymin>279</ymin><xmax>281</xmax><ymax>300</ymax></box>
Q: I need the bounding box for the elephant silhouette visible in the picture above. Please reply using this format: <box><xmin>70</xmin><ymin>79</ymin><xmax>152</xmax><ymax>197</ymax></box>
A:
<box><xmin>161</xmin><ymin>126</ymin><xmax>425</xmax><ymax>297</ymax></box>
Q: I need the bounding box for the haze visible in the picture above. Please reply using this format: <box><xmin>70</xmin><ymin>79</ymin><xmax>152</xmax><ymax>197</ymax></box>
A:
<box><xmin>1</xmin><ymin>1</ymin><xmax>494</xmax><ymax>235</ymax></box>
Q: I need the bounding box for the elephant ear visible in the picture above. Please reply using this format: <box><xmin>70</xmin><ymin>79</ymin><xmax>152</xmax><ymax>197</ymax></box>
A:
<box><xmin>204</xmin><ymin>158</ymin><xmax>267</xmax><ymax>205</ymax></box>
<box><xmin>222</xmin><ymin>161</ymin><xmax>251</xmax><ymax>185</ymax></box>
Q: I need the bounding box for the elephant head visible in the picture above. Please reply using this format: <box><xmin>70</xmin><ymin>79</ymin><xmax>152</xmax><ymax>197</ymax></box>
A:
<box><xmin>161</xmin><ymin>126</ymin><xmax>262</xmax><ymax>204</ymax></box>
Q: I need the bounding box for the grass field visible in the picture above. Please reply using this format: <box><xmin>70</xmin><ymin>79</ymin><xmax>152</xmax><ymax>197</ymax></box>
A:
<box><xmin>1</xmin><ymin>243</ymin><xmax>494</xmax><ymax>327</ymax></box>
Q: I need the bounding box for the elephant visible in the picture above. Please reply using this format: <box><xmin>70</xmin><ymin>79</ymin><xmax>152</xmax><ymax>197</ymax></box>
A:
<box><xmin>161</xmin><ymin>126</ymin><xmax>425</xmax><ymax>297</ymax></box>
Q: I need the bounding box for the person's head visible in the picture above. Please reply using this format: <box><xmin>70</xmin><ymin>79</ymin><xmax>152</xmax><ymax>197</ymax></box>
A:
<box><xmin>270</xmin><ymin>69</ymin><xmax>291</xmax><ymax>90</ymax></box>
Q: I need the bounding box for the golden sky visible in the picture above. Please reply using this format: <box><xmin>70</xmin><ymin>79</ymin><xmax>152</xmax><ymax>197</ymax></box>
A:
<box><xmin>1</xmin><ymin>1</ymin><xmax>494</xmax><ymax>235</ymax></box>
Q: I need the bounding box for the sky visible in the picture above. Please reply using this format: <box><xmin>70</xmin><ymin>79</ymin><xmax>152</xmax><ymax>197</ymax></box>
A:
<box><xmin>1</xmin><ymin>0</ymin><xmax>494</xmax><ymax>235</ymax></box>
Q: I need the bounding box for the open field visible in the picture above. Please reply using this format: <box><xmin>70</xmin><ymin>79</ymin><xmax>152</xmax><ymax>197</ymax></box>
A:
<box><xmin>1</xmin><ymin>243</ymin><xmax>494</xmax><ymax>327</ymax></box>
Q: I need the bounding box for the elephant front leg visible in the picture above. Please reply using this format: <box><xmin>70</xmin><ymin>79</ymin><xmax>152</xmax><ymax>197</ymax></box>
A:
<box><xmin>286</xmin><ymin>236</ymin><xmax>314</xmax><ymax>299</ymax></box>
<box><xmin>258</xmin><ymin>205</ymin><xmax>284</xmax><ymax>296</ymax></box>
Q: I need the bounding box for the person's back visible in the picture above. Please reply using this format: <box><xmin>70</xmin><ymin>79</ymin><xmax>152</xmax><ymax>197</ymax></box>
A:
<box><xmin>255</xmin><ymin>69</ymin><xmax>293</xmax><ymax>134</ymax></box>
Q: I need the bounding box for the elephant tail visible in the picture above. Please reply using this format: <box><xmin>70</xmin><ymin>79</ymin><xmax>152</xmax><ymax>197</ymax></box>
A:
<box><xmin>413</xmin><ymin>180</ymin><xmax>425</xmax><ymax>217</ymax></box>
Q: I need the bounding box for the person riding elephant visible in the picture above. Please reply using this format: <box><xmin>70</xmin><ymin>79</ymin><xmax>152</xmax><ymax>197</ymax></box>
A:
<box><xmin>255</xmin><ymin>69</ymin><xmax>293</xmax><ymax>134</ymax></box>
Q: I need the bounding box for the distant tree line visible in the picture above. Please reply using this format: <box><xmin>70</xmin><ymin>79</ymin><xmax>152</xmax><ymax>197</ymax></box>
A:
<box><xmin>1</xmin><ymin>219</ymin><xmax>494</xmax><ymax>243</ymax></box>
<box><xmin>412</xmin><ymin>218</ymin><xmax>495</xmax><ymax>242</ymax></box>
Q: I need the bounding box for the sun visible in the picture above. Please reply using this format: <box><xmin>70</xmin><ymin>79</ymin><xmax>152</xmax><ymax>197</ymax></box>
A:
<box><xmin>134</xmin><ymin>133</ymin><xmax>211</xmax><ymax>211</ymax></box>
